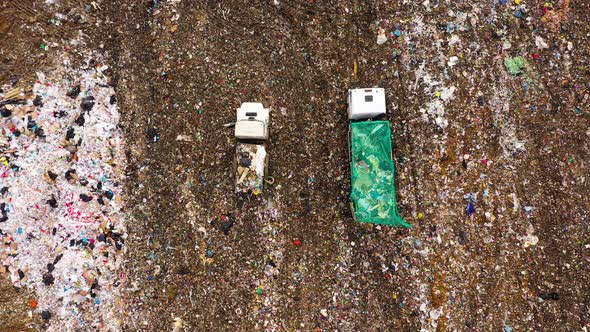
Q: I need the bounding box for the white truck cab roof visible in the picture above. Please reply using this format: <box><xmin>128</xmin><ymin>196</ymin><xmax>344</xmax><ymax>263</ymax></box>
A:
<box><xmin>347</xmin><ymin>88</ymin><xmax>386</xmax><ymax>120</ymax></box>
<box><xmin>235</xmin><ymin>102</ymin><xmax>269</xmax><ymax>140</ymax></box>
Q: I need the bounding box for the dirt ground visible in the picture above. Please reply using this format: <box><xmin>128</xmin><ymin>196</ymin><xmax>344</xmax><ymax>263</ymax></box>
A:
<box><xmin>1</xmin><ymin>0</ymin><xmax>589</xmax><ymax>331</ymax></box>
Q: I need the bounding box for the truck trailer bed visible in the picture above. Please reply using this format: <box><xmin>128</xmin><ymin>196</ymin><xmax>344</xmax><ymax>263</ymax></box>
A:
<box><xmin>349</xmin><ymin>121</ymin><xmax>410</xmax><ymax>227</ymax></box>
<box><xmin>236</xmin><ymin>143</ymin><xmax>267</xmax><ymax>195</ymax></box>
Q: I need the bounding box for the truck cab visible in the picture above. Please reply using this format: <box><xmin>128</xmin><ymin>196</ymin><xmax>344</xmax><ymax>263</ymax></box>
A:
<box><xmin>347</xmin><ymin>88</ymin><xmax>386</xmax><ymax>120</ymax></box>
<box><xmin>235</xmin><ymin>102</ymin><xmax>269</xmax><ymax>141</ymax></box>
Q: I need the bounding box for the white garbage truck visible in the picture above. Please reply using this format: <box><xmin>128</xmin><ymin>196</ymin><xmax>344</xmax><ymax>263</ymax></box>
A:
<box><xmin>234</xmin><ymin>102</ymin><xmax>269</xmax><ymax>195</ymax></box>
<box><xmin>347</xmin><ymin>88</ymin><xmax>410</xmax><ymax>228</ymax></box>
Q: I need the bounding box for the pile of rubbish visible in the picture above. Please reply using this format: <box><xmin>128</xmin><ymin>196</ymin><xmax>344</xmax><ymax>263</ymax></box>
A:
<box><xmin>0</xmin><ymin>62</ymin><xmax>126</xmax><ymax>330</ymax></box>
<box><xmin>235</xmin><ymin>143</ymin><xmax>266</xmax><ymax>195</ymax></box>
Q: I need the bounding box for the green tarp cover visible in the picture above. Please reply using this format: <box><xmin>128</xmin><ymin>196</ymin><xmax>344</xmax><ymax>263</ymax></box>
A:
<box><xmin>350</xmin><ymin>121</ymin><xmax>410</xmax><ymax>228</ymax></box>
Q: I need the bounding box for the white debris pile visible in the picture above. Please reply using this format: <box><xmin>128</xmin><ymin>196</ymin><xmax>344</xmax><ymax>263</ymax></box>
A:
<box><xmin>0</xmin><ymin>64</ymin><xmax>126</xmax><ymax>331</ymax></box>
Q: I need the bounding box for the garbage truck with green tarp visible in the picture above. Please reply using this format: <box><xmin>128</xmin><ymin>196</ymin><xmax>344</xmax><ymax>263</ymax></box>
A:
<box><xmin>347</xmin><ymin>88</ymin><xmax>410</xmax><ymax>228</ymax></box>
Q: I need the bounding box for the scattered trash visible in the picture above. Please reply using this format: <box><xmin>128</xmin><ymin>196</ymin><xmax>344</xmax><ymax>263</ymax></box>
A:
<box><xmin>175</xmin><ymin>134</ymin><xmax>193</xmax><ymax>142</ymax></box>
<box><xmin>538</xmin><ymin>292</ymin><xmax>560</xmax><ymax>301</ymax></box>
<box><xmin>466</xmin><ymin>201</ymin><xmax>475</xmax><ymax>216</ymax></box>
<box><xmin>521</xmin><ymin>234</ymin><xmax>539</xmax><ymax>248</ymax></box>
<box><xmin>464</xmin><ymin>193</ymin><xmax>477</xmax><ymax>216</ymax></box>
<box><xmin>535</xmin><ymin>35</ymin><xmax>549</xmax><ymax>49</ymax></box>
<box><xmin>221</xmin><ymin>213</ymin><xmax>236</xmax><ymax>235</ymax></box>
<box><xmin>504</xmin><ymin>56</ymin><xmax>527</xmax><ymax>76</ymax></box>
<box><xmin>172</xmin><ymin>317</ymin><xmax>186</xmax><ymax>332</ymax></box>
<box><xmin>41</xmin><ymin>310</ymin><xmax>52</xmax><ymax>321</ymax></box>
<box><xmin>0</xmin><ymin>59</ymin><xmax>126</xmax><ymax>330</ymax></box>
<box><xmin>447</xmin><ymin>56</ymin><xmax>459</xmax><ymax>67</ymax></box>
<box><xmin>514</xmin><ymin>8</ymin><xmax>524</xmax><ymax>19</ymax></box>
<box><xmin>146</xmin><ymin>127</ymin><xmax>160</xmax><ymax>142</ymax></box>
<box><xmin>377</xmin><ymin>28</ymin><xmax>388</xmax><ymax>45</ymax></box>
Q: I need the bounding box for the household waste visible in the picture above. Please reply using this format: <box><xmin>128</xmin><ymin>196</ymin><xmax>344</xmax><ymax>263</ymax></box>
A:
<box><xmin>0</xmin><ymin>63</ymin><xmax>126</xmax><ymax>331</ymax></box>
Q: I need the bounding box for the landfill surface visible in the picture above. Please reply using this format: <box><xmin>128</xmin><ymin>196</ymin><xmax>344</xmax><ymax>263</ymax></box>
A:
<box><xmin>1</xmin><ymin>0</ymin><xmax>589</xmax><ymax>331</ymax></box>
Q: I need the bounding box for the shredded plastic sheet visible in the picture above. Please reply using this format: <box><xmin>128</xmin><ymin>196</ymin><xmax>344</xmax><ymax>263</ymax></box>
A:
<box><xmin>254</xmin><ymin>145</ymin><xmax>267</xmax><ymax>177</ymax></box>
<box><xmin>0</xmin><ymin>67</ymin><xmax>126</xmax><ymax>331</ymax></box>
<box><xmin>349</xmin><ymin>121</ymin><xmax>410</xmax><ymax>228</ymax></box>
